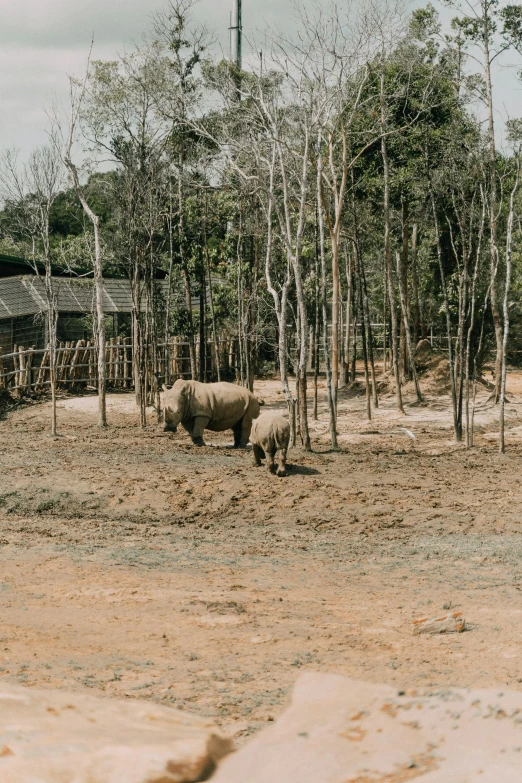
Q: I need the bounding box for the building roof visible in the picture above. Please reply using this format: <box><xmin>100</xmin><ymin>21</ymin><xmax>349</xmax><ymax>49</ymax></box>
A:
<box><xmin>0</xmin><ymin>276</ymin><xmax>170</xmax><ymax>319</ymax></box>
<box><xmin>0</xmin><ymin>253</ymin><xmax>88</xmax><ymax>278</ymax></box>
<box><xmin>0</xmin><ymin>253</ymin><xmax>167</xmax><ymax>280</ymax></box>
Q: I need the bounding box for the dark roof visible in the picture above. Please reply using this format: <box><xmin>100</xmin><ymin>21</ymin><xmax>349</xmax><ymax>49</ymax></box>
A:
<box><xmin>0</xmin><ymin>253</ymin><xmax>167</xmax><ymax>279</ymax></box>
<box><xmin>0</xmin><ymin>276</ymin><xmax>170</xmax><ymax>319</ymax></box>
<box><xmin>0</xmin><ymin>253</ymin><xmax>92</xmax><ymax>279</ymax></box>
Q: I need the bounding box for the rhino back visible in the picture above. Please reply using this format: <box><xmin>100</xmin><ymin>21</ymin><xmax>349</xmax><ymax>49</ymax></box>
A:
<box><xmin>251</xmin><ymin>412</ymin><xmax>290</xmax><ymax>450</ymax></box>
<box><xmin>186</xmin><ymin>381</ymin><xmax>253</xmax><ymax>431</ymax></box>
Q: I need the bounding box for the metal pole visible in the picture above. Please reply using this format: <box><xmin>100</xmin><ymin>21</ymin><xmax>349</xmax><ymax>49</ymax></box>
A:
<box><xmin>231</xmin><ymin>0</ymin><xmax>242</xmax><ymax>69</ymax></box>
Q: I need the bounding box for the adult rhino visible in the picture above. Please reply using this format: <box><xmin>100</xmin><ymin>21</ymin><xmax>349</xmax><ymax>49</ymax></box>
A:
<box><xmin>163</xmin><ymin>379</ymin><xmax>260</xmax><ymax>447</ymax></box>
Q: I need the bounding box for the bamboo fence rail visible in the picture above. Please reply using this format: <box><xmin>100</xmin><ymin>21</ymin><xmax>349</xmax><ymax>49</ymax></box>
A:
<box><xmin>0</xmin><ymin>326</ymin><xmax>456</xmax><ymax>393</ymax></box>
<box><xmin>0</xmin><ymin>338</ymin><xmax>231</xmax><ymax>392</ymax></box>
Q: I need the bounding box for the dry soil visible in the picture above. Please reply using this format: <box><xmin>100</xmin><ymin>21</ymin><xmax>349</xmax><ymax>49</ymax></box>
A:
<box><xmin>2</xmin><ymin>378</ymin><xmax>522</xmax><ymax>740</ymax></box>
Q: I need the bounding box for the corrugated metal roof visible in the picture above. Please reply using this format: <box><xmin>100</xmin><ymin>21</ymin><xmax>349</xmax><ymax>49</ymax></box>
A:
<box><xmin>0</xmin><ymin>276</ymin><xmax>170</xmax><ymax>319</ymax></box>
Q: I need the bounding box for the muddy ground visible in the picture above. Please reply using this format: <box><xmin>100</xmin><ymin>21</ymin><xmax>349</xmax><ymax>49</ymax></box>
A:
<box><xmin>2</xmin><ymin>376</ymin><xmax>522</xmax><ymax>740</ymax></box>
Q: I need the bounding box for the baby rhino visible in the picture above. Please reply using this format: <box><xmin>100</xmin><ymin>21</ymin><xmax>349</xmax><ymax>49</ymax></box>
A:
<box><xmin>250</xmin><ymin>411</ymin><xmax>290</xmax><ymax>477</ymax></box>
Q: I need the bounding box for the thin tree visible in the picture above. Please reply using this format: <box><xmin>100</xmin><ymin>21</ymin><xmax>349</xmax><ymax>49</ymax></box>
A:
<box><xmin>0</xmin><ymin>143</ymin><xmax>63</xmax><ymax>435</ymax></box>
<box><xmin>63</xmin><ymin>67</ymin><xmax>107</xmax><ymax>427</ymax></box>
<box><xmin>446</xmin><ymin>0</ymin><xmax>522</xmax><ymax>401</ymax></box>
<box><xmin>499</xmin><ymin>125</ymin><xmax>521</xmax><ymax>452</ymax></box>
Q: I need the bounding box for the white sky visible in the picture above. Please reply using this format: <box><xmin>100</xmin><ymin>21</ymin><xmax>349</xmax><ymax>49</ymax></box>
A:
<box><xmin>1</xmin><ymin>0</ymin><xmax>521</xmax><ymax>158</ymax></box>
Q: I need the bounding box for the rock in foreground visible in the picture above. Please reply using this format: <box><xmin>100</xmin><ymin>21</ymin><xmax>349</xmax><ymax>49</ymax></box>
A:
<box><xmin>0</xmin><ymin>683</ymin><xmax>232</xmax><ymax>783</ymax></box>
<box><xmin>212</xmin><ymin>672</ymin><xmax>522</xmax><ymax>782</ymax></box>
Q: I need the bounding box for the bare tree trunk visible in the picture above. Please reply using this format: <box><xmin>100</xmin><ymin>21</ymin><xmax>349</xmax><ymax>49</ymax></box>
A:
<box><xmin>446</xmin><ymin>199</ymin><xmax>470</xmax><ymax>443</ymax></box>
<box><xmin>203</xmin><ymin>193</ymin><xmax>221</xmax><ymax>382</ymax></box>
<box><xmin>361</xmin><ymin>260</ymin><xmax>378</xmax><ymax>408</ymax></box>
<box><xmin>236</xmin><ymin>231</ymin><xmax>245</xmax><ymax>387</ymax></box>
<box><xmin>263</xmin><ymin>149</ymin><xmax>295</xmax><ymax>443</ymax></box>
<box><xmin>471</xmin><ymin>286</ymin><xmax>490</xmax><ymax>447</ymax></box>
<box><xmin>343</xmin><ymin>250</ymin><xmax>352</xmax><ymax>385</ymax></box>
<box><xmin>382</xmin><ymin>258</ymin><xmax>388</xmax><ymax>374</ymax></box>
<box><xmin>484</xmin><ymin>36</ymin><xmax>502</xmax><ymax>403</ymax></box>
<box><xmin>164</xmin><ymin>179</ymin><xmax>175</xmax><ymax>385</ymax></box>
<box><xmin>323</xmin><ymin>127</ymin><xmax>348</xmax><ymax>407</ymax></box>
<box><xmin>351</xmin><ymin>176</ymin><xmax>378</xmax><ymax>409</ymax></box>
<box><xmin>331</xmin><ymin>240</ymin><xmax>340</xmax><ymax>403</ymax></box>
<box><xmin>280</xmin><ymin>281</ymin><xmax>295</xmax><ymax>446</ymax></box>
<box><xmin>179</xmin><ymin>153</ymin><xmax>197</xmax><ymax>379</ymax></box>
<box><xmin>465</xmin><ymin>190</ymin><xmax>486</xmax><ymax>447</ymax></box>
<box><xmin>499</xmin><ymin>159</ymin><xmax>519</xmax><ymax>453</ymax></box>
<box><xmin>65</xmin><ymin>155</ymin><xmax>107</xmax><ymax>427</ymax></box>
<box><xmin>430</xmin><ymin>188</ymin><xmax>460</xmax><ymax>441</ymax></box>
<box><xmin>395</xmin><ymin>252</ymin><xmax>422</xmax><ymax>403</ymax></box>
<box><xmin>44</xmin><ymin>274</ymin><xmax>58</xmax><ymax>436</ymax></box>
<box><xmin>351</xmin><ymin>309</ymin><xmax>357</xmax><ymax>385</ymax></box>
<box><xmin>313</xmin><ymin>223</ymin><xmax>320</xmax><ymax>420</ymax></box>
<box><xmin>290</xmin><ymin>266</ymin><xmax>309</xmax><ymax>447</ymax></box>
<box><xmin>317</xmin><ymin>139</ymin><xmax>337</xmax><ymax>447</ymax></box>
<box><xmin>411</xmin><ymin>223</ymin><xmax>420</xmax><ymax>348</ymax></box>
<box><xmin>399</xmin><ymin>198</ymin><xmax>409</xmax><ymax>379</ymax></box>
<box><xmin>357</xmin><ymin>267</ymin><xmax>372</xmax><ymax>420</ymax></box>
<box><xmin>199</xmin><ymin>252</ymin><xmax>206</xmax><ymax>382</ymax></box>
<box><xmin>381</xmin><ymin>77</ymin><xmax>404</xmax><ymax>414</ymax></box>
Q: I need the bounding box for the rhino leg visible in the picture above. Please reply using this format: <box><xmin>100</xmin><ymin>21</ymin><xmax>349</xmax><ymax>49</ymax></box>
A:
<box><xmin>252</xmin><ymin>444</ymin><xmax>264</xmax><ymax>467</ymax></box>
<box><xmin>232</xmin><ymin>418</ymin><xmax>245</xmax><ymax>448</ymax></box>
<box><xmin>235</xmin><ymin>414</ymin><xmax>254</xmax><ymax>449</ymax></box>
<box><xmin>266</xmin><ymin>450</ymin><xmax>276</xmax><ymax>474</ymax></box>
<box><xmin>276</xmin><ymin>447</ymin><xmax>288</xmax><ymax>477</ymax></box>
<box><xmin>190</xmin><ymin>415</ymin><xmax>210</xmax><ymax>447</ymax></box>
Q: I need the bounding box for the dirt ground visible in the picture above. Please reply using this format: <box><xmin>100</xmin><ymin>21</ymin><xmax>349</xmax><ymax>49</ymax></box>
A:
<box><xmin>2</xmin><ymin>375</ymin><xmax>522</xmax><ymax>741</ymax></box>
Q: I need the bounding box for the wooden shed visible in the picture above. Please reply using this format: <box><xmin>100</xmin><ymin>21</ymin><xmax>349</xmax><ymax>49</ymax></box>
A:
<box><xmin>0</xmin><ymin>274</ymin><xmax>172</xmax><ymax>355</ymax></box>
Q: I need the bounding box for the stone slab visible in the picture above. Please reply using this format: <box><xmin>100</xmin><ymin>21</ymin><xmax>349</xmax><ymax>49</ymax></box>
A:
<box><xmin>0</xmin><ymin>682</ymin><xmax>233</xmax><ymax>783</ymax></box>
<box><xmin>212</xmin><ymin>672</ymin><xmax>522</xmax><ymax>782</ymax></box>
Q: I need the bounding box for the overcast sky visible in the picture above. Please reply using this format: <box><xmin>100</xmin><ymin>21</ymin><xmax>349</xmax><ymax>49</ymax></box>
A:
<box><xmin>1</xmin><ymin>0</ymin><xmax>521</xmax><ymax>158</ymax></box>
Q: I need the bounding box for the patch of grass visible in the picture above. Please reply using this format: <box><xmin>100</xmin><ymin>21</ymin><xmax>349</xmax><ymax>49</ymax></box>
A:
<box><xmin>131</xmin><ymin>681</ymin><xmax>155</xmax><ymax>690</ymax></box>
<box><xmin>79</xmin><ymin>676</ymin><xmax>100</xmax><ymax>688</ymax></box>
<box><xmin>291</xmin><ymin>652</ymin><xmax>314</xmax><ymax>668</ymax></box>
<box><xmin>36</xmin><ymin>499</ymin><xmax>60</xmax><ymax>514</ymax></box>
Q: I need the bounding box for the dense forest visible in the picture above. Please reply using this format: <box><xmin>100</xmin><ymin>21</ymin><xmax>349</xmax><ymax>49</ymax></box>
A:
<box><xmin>1</xmin><ymin>0</ymin><xmax>522</xmax><ymax>451</ymax></box>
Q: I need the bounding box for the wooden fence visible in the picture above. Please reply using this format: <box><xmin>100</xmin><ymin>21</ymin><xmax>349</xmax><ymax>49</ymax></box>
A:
<box><xmin>0</xmin><ymin>330</ymin><xmax>454</xmax><ymax>393</ymax></box>
<box><xmin>0</xmin><ymin>338</ymin><xmax>229</xmax><ymax>393</ymax></box>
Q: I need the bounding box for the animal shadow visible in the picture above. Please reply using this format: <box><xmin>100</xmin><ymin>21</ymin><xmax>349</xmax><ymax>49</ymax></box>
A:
<box><xmin>286</xmin><ymin>464</ymin><xmax>320</xmax><ymax>476</ymax></box>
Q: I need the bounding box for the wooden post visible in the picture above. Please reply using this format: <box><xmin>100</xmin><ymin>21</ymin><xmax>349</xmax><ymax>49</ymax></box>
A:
<box><xmin>78</xmin><ymin>339</ymin><xmax>86</xmax><ymax>383</ymax></box>
<box><xmin>121</xmin><ymin>336</ymin><xmax>125</xmax><ymax>387</ymax></box>
<box><xmin>67</xmin><ymin>341</ymin><xmax>74</xmax><ymax>384</ymax></box>
<box><xmin>81</xmin><ymin>341</ymin><xmax>90</xmax><ymax>387</ymax></box>
<box><xmin>17</xmin><ymin>346</ymin><xmax>25</xmax><ymax>389</ymax></box>
<box><xmin>176</xmin><ymin>340</ymin><xmax>181</xmax><ymax>379</ymax></box>
<box><xmin>227</xmin><ymin>338</ymin><xmax>231</xmax><ymax>375</ymax></box>
<box><xmin>26</xmin><ymin>347</ymin><xmax>34</xmax><ymax>390</ymax></box>
<box><xmin>36</xmin><ymin>349</ymin><xmax>49</xmax><ymax>389</ymax></box>
<box><xmin>13</xmin><ymin>344</ymin><xmax>19</xmax><ymax>388</ymax></box>
<box><xmin>108</xmin><ymin>337</ymin><xmax>115</xmax><ymax>386</ymax></box>
<box><xmin>173</xmin><ymin>338</ymin><xmax>179</xmax><ymax>380</ymax></box>
<box><xmin>88</xmin><ymin>341</ymin><xmax>95</xmax><ymax>386</ymax></box>
<box><xmin>123</xmin><ymin>337</ymin><xmax>131</xmax><ymax>388</ymax></box>
<box><xmin>58</xmin><ymin>342</ymin><xmax>65</xmax><ymax>385</ymax></box>
<box><xmin>56</xmin><ymin>342</ymin><xmax>64</xmax><ymax>385</ymax></box>
<box><xmin>65</xmin><ymin>341</ymin><xmax>73</xmax><ymax>385</ymax></box>
<box><xmin>114</xmin><ymin>336</ymin><xmax>121</xmax><ymax>388</ymax></box>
